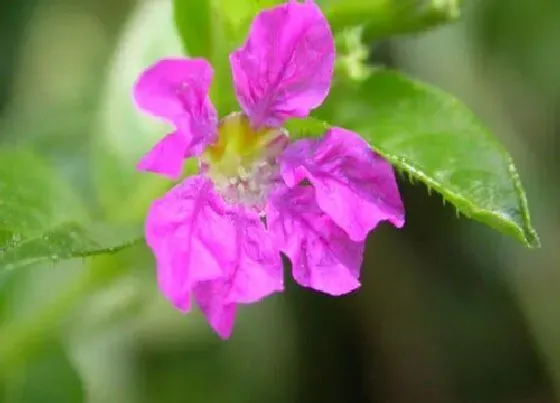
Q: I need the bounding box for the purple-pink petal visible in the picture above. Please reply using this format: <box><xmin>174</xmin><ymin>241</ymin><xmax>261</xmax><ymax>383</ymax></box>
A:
<box><xmin>223</xmin><ymin>207</ymin><xmax>284</xmax><ymax>304</ymax></box>
<box><xmin>193</xmin><ymin>206</ymin><xmax>284</xmax><ymax>339</ymax></box>
<box><xmin>137</xmin><ymin>131</ymin><xmax>190</xmax><ymax>180</ymax></box>
<box><xmin>193</xmin><ymin>283</ymin><xmax>237</xmax><ymax>339</ymax></box>
<box><xmin>280</xmin><ymin>127</ymin><xmax>405</xmax><ymax>242</ymax></box>
<box><xmin>145</xmin><ymin>175</ymin><xmax>233</xmax><ymax>312</ymax></box>
<box><xmin>266</xmin><ymin>185</ymin><xmax>364</xmax><ymax>296</ymax></box>
<box><xmin>134</xmin><ymin>58</ymin><xmax>216</xmax><ymax>127</ymax></box>
<box><xmin>230</xmin><ymin>0</ymin><xmax>335</xmax><ymax>128</ymax></box>
<box><xmin>134</xmin><ymin>58</ymin><xmax>218</xmax><ymax>176</ymax></box>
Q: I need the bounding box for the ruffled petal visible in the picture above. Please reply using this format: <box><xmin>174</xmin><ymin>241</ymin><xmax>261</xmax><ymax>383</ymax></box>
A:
<box><xmin>193</xmin><ymin>206</ymin><xmax>283</xmax><ymax>339</ymax></box>
<box><xmin>145</xmin><ymin>175</ymin><xmax>234</xmax><ymax>312</ymax></box>
<box><xmin>134</xmin><ymin>58</ymin><xmax>218</xmax><ymax>170</ymax></box>
<box><xmin>193</xmin><ymin>283</ymin><xmax>237</xmax><ymax>339</ymax></box>
<box><xmin>230</xmin><ymin>0</ymin><xmax>334</xmax><ymax>128</ymax></box>
<box><xmin>225</xmin><ymin>207</ymin><xmax>284</xmax><ymax>304</ymax></box>
<box><xmin>137</xmin><ymin>131</ymin><xmax>190</xmax><ymax>179</ymax></box>
<box><xmin>266</xmin><ymin>185</ymin><xmax>364</xmax><ymax>296</ymax></box>
<box><xmin>280</xmin><ymin>127</ymin><xmax>405</xmax><ymax>241</ymax></box>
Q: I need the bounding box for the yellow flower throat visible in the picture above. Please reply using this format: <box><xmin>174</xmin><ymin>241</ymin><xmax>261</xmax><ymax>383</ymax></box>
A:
<box><xmin>201</xmin><ymin>113</ymin><xmax>288</xmax><ymax>207</ymax></box>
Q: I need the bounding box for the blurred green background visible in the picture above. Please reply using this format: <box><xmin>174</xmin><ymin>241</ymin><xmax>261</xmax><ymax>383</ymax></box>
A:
<box><xmin>0</xmin><ymin>0</ymin><xmax>558</xmax><ymax>402</ymax></box>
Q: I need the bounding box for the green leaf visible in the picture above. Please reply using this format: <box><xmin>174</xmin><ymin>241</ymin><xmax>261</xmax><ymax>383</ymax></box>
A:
<box><xmin>0</xmin><ymin>222</ymin><xmax>142</xmax><ymax>271</ymax></box>
<box><xmin>173</xmin><ymin>0</ymin><xmax>212</xmax><ymax>59</ymax></box>
<box><xmin>174</xmin><ymin>0</ymin><xmax>256</xmax><ymax>58</ymax></box>
<box><xmin>255</xmin><ymin>0</ymin><xmax>461</xmax><ymax>39</ymax></box>
<box><xmin>313</xmin><ymin>71</ymin><xmax>540</xmax><ymax>247</ymax></box>
<box><xmin>173</xmin><ymin>0</ymin><xmax>257</xmax><ymax>114</ymax></box>
<box><xmin>0</xmin><ymin>149</ymin><xmax>143</xmax><ymax>272</ymax></box>
<box><xmin>320</xmin><ymin>0</ymin><xmax>462</xmax><ymax>39</ymax></box>
<box><xmin>213</xmin><ymin>0</ymin><xmax>260</xmax><ymax>35</ymax></box>
<box><xmin>285</xmin><ymin>118</ymin><xmax>329</xmax><ymax>142</ymax></box>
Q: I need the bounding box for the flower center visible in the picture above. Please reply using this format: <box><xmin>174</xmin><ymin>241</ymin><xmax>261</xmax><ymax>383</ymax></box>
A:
<box><xmin>201</xmin><ymin>113</ymin><xmax>288</xmax><ymax>209</ymax></box>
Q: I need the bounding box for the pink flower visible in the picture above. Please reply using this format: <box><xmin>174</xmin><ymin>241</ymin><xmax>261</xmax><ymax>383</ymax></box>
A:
<box><xmin>134</xmin><ymin>0</ymin><xmax>405</xmax><ymax>339</ymax></box>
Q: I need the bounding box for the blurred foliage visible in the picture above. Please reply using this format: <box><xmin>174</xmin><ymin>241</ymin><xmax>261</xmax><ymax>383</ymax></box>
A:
<box><xmin>0</xmin><ymin>149</ymin><xmax>141</xmax><ymax>271</ymax></box>
<box><xmin>0</xmin><ymin>0</ymin><xmax>557</xmax><ymax>402</ymax></box>
<box><xmin>7</xmin><ymin>340</ymin><xmax>84</xmax><ymax>403</ymax></box>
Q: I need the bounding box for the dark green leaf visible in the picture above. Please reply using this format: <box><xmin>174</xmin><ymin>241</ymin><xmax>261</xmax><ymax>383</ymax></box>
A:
<box><xmin>0</xmin><ymin>149</ymin><xmax>143</xmax><ymax>271</ymax></box>
<box><xmin>313</xmin><ymin>71</ymin><xmax>540</xmax><ymax>247</ymax></box>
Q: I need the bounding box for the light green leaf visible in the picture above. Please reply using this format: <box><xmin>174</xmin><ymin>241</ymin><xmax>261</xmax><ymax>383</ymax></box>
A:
<box><xmin>0</xmin><ymin>149</ymin><xmax>142</xmax><ymax>272</ymax></box>
<box><xmin>243</xmin><ymin>0</ymin><xmax>461</xmax><ymax>39</ymax></box>
<box><xmin>285</xmin><ymin>118</ymin><xmax>329</xmax><ymax>142</ymax></box>
<box><xmin>212</xmin><ymin>0</ymin><xmax>259</xmax><ymax>40</ymax></box>
<box><xmin>312</xmin><ymin>71</ymin><xmax>540</xmax><ymax>247</ymax></box>
<box><xmin>173</xmin><ymin>0</ymin><xmax>256</xmax><ymax>114</ymax></box>
<box><xmin>174</xmin><ymin>0</ymin><xmax>258</xmax><ymax>58</ymax></box>
<box><xmin>320</xmin><ymin>0</ymin><xmax>461</xmax><ymax>39</ymax></box>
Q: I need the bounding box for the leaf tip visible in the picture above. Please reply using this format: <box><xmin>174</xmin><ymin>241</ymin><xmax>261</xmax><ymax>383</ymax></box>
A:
<box><xmin>524</xmin><ymin>228</ymin><xmax>541</xmax><ymax>249</ymax></box>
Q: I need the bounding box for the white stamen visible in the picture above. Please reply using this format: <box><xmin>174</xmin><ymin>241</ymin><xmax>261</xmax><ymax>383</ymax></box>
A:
<box><xmin>238</xmin><ymin>166</ymin><xmax>249</xmax><ymax>179</ymax></box>
<box><xmin>206</xmin><ymin>116</ymin><xmax>289</xmax><ymax>211</ymax></box>
<box><xmin>248</xmin><ymin>179</ymin><xmax>259</xmax><ymax>193</ymax></box>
